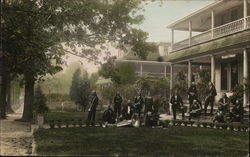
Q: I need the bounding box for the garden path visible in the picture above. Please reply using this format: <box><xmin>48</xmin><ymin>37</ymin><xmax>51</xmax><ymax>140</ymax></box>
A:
<box><xmin>0</xmin><ymin>104</ymin><xmax>33</xmax><ymax>156</ymax></box>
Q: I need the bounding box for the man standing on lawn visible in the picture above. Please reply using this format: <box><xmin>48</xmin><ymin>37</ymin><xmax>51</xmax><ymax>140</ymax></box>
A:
<box><xmin>170</xmin><ymin>90</ymin><xmax>185</xmax><ymax>120</ymax></box>
<box><xmin>204</xmin><ymin>82</ymin><xmax>217</xmax><ymax>116</ymax></box>
<box><xmin>188</xmin><ymin>81</ymin><xmax>198</xmax><ymax>111</ymax></box>
<box><xmin>113</xmin><ymin>92</ymin><xmax>123</xmax><ymax>119</ymax></box>
<box><xmin>87</xmin><ymin>91</ymin><xmax>99</xmax><ymax>126</ymax></box>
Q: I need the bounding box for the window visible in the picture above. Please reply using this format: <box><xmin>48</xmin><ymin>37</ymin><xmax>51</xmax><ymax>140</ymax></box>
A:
<box><xmin>231</xmin><ymin>60</ymin><xmax>238</xmax><ymax>90</ymax></box>
<box><xmin>221</xmin><ymin>62</ymin><xmax>228</xmax><ymax>90</ymax></box>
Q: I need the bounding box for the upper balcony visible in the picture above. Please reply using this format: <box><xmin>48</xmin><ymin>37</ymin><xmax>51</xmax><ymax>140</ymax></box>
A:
<box><xmin>167</xmin><ymin>0</ymin><xmax>250</xmax><ymax>53</ymax></box>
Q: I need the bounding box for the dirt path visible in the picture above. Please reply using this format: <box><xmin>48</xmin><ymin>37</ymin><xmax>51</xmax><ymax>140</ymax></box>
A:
<box><xmin>0</xmin><ymin>105</ymin><xmax>33</xmax><ymax>156</ymax></box>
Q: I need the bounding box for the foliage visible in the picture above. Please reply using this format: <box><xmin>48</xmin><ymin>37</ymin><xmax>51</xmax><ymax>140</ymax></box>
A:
<box><xmin>135</xmin><ymin>75</ymin><xmax>151</xmax><ymax>94</ymax></box>
<box><xmin>69</xmin><ymin>68</ymin><xmax>91</xmax><ymax>108</ymax></box>
<box><xmin>172</xmin><ymin>80</ymin><xmax>188</xmax><ymax>98</ymax></box>
<box><xmin>229</xmin><ymin>84</ymin><xmax>244</xmax><ymax>104</ymax></box>
<box><xmin>196</xmin><ymin>69</ymin><xmax>210</xmax><ymax>101</ymax></box>
<box><xmin>127</xmin><ymin>30</ymin><xmax>158</xmax><ymax>60</ymax></box>
<box><xmin>40</xmin><ymin>62</ymin><xmax>85</xmax><ymax>94</ymax></box>
<box><xmin>33</xmin><ymin>85</ymin><xmax>49</xmax><ymax>114</ymax></box>
<box><xmin>2</xmin><ymin>0</ymin><xmax>152</xmax><ymax>121</ymax></box>
<box><xmin>99</xmin><ymin>57</ymin><xmax>136</xmax><ymax>85</ymax></box>
<box><xmin>46</xmin><ymin>94</ymin><xmax>70</xmax><ymax>102</ymax></box>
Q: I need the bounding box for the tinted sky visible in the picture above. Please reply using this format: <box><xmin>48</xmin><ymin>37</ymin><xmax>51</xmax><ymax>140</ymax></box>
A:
<box><xmin>137</xmin><ymin>0</ymin><xmax>215</xmax><ymax>43</ymax></box>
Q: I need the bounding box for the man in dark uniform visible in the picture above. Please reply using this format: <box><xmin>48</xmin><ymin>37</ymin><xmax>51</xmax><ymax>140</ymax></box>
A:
<box><xmin>170</xmin><ymin>90</ymin><xmax>185</xmax><ymax>120</ymax></box>
<box><xmin>229</xmin><ymin>99</ymin><xmax>243</xmax><ymax>122</ymax></box>
<box><xmin>113</xmin><ymin>93</ymin><xmax>123</xmax><ymax>119</ymax></box>
<box><xmin>102</xmin><ymin>105</ymin><xmax>115</xmax><ymax>124</ymax></box>
<box><xmin>87</xmin><ymin>91</ymin><xmax>99</xmax><ymax>126</ymax></box>
<box><xmin>134</xmin><ymin>92</ymin><xmax>144</xmax><ymax>118</ymax></box>
<box><xmin>189</xmin><ymin>98</ymin><xmax>202</xmax><ymax>121</ymax></box>
<box><xmin>204</xmin><ymin>82</ymin><xmax>217</xmax><ymax>116</ymax></box>
<box><xmin>121</xmin><ymin>100</ymin><xmax>134</xmax><ymax>120</ymax></box>
<box><xmin>218</xmin><ymin>93</ymin><xmax>230</xmax><ymax>113</ymax></box>
<box><xmin>188</xmin><ymin>81</ymin><xmax>198</xmax><ymax>111</ymax></box>
<box><xmin>144</xmin><ymin>92</ymin><xmax>154</xmax><ymax>115</ymax></box>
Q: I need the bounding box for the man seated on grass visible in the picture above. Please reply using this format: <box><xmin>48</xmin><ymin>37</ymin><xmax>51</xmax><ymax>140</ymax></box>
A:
<box><xmin>189</xmin><ymin>99</ymin><xmax>202</xmax><ymax>121</ymax></box>
<box><xmin>218</xmin><ymin>93</ymin><xmax>230</xmax><ymax>113</ymax></box>
<box><xmin>102</xmin><ymin>105</ymin><xmax>115</xmax><ymax>126</ymax></box>
<box><xmin>229</xmin><ymin>99</ymin><xmax>243</xmax><ymax>122</ymax></box>
<box><xmin>121</xmin><ymin>100</ymin><xmax>134</xmax><ymax>120</ymax></box>
<box><xmin>213</xmin><ymin>105</ymin><xmax>227</xmax><ymax>123</ymax></box>
<box><xmin>213</xmin><ymin>93</ymin><xmax>231</xmax><ymax>123</ymax></box>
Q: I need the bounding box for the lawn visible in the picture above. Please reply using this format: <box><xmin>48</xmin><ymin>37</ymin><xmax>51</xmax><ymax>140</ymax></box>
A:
<box><xmin>34</xmin><ymin>127</ymin><xmax>249</xmax><ymax>156</ymax></box>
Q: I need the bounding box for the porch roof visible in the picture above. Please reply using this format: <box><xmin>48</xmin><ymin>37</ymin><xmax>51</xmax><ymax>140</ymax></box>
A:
<box><xmin>166</xmin><ymin>30</ymin><xmax>250</xmax><ymax>63</ymax></box>
<box><xmin>167</xmin><ymin>0</ymin><xmax>242</xmax><ymax>31</ymax></box>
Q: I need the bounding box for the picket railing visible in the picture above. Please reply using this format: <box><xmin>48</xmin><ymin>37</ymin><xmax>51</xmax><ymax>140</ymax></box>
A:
<box><xmin>171</xmin><ymin>16</ymin><xmax>250</xmax><ymax>52</ymax></box>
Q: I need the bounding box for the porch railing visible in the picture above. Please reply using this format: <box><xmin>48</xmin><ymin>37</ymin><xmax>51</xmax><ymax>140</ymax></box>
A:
<box><xmin>171</xmin><ymin>16</ymin><xmax>250</xmax><ymax>52</ymax></box>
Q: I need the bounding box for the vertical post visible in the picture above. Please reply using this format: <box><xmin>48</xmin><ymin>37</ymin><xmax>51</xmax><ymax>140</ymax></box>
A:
<box><xmin>188</xmin><ymin>60</ymin><xmax>192</xmax><ymax>88</ymax></box>
<box><xmin>211</xmin><ymin>55</ymin><xmax>215</xmax><ymax>84</ymax></box>
<box><xmin>244</xmin><ymin>0</ymin><xmax>248</xmax><ymax>29</ymax></box>
<box><xmin>243</xmin><ymin>49</ymin><xmax>249</xmax><ymax>107</ymax></box>
<box><xmin>211</xmin><ymin>10</ymin><xmax>214</xmax><ymax>38</ymax></box>
<box><xmin>189</xmin><ymin>21</ymin><xmax>192</xmax><ymax>46</ymax></box>
<box><xmin>171</xmin><ymin>29</ymin><xmax>174</xmax><ymax>51</ymax></box>
<box><xmin>170</xmin><ymin>64</ymin><xmax>174</xmax><ymax>97</ymax></box>
<box><xmin>164</xmin><ymin>65</ymin><xmax>167</xmax><ymax>77</ymax></box>
<box><xmin>140</xmin><ymin>63</ymin><xmax>143</xmax><ymax>76</ymax></box>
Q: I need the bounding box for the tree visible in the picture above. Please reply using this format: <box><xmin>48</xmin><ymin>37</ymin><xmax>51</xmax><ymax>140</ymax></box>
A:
<box><xmin>33</xmin><ymin>85</ymin><xmax>48</xmax><ymax>115</ymax></box>
<box><xmin>99</xmin><ymin>57</ymin><xmax>136</xmax><ymax>85</ymax></box>
<box><xmin>69</xmin><ymin>68</ymin><xmax>82</xmax><ymax>105</ymax></box>
<box><xmin>1</xmin><ymin>0</ymin><xmax>151</xmax><ymax>120</ymax></box>
<box><xmin>69</xmin><ymin>68</ymin><xmax>91</xmax><ymax>111</ymax></box>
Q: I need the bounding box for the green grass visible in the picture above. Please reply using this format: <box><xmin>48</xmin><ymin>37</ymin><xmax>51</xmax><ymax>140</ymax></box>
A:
<box><xmin>34</xmin><ymin>127</ymin><xmax>249</xmax><ymax>156</ymax></box>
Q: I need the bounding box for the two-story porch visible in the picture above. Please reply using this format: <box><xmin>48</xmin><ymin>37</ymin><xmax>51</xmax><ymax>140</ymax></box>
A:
<box><xmin>167</xmin><ymin>0</ymin><xmax>250</xmax><ymax>107</ymax></box>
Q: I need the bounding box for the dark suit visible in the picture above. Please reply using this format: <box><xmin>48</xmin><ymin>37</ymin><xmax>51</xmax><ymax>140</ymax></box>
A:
<box><xmin>188</xmin><ymin>85</ymin><xmax>198</xmax><ymax>109</ymax></box>
<box><xmin>144</xmin><ymin>96</ymin><xmax>154</xmax><ymax>114</ymax></box>
<box><xmin>170</xmin><ymin>94</ymin><xmax>184</xmax><ymax>120</ymax></box>
<box><xmin>87</xmin><ymin>95</ymin><xmax>99</xmax><ymax>125</ymax></box>
<box><xmin>189</xmin><ymin>100</ymin><xmax>202</xmax><ymax>120</ymax></box>
<box><xmin>134</xmin><ymin>95</ymin><xmax>143</xmax><ymax>117</ymax></box>
<box><xmin>204</xmin><ymin>86</ymin><xmax>217</xmax><ymax>116</ymax></box>
<box><xmin>218</xmin><ymin>96</ymin><xmax>230</xmax><ymax>113</ymax></box>
<box><xmin>113</xmin><ymin>95</ymin><xmax>123</xmax><ymax>118</ymax></box>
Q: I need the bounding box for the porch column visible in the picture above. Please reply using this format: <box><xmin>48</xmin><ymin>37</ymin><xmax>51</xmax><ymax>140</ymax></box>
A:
<box><xmin>188</xmin><ymin>60</ymin><xmax>192</xmax><ymax>87</ymax></box>
<box><xmin>171</xmin><ymin>29</ymin><xmax>174</xmax><ymax>51</ymax></box>
<box><xmin>140</xmin><ymin>63</ymin><xmax>143</xmax><ymax>76</ymax></box>
<box><xmin>170</xmin><ymin>64</ymin><xmax>174</xmax><ymax>97</ymax></box>
<box><xmin>244</xmin><ymin>0</ymin><xmax>248</xmax><ymax>29</ymax></box>
<box><xmin>211</xmin><ymin>55</ymin><xmax>215</xmax><ymax>84</ymax></box>
<box><xmin>211</xmin><ymin>10</ymin><xmax>214</xmax><ymax>38</ymax></box>
<box><xmin>189</xmin><ymin>21</ymin><xmax>192</xmax><ymax>46</ymax></box>
<box><xmin>164</xmin><ymin>65</ymin><xmax>167</xmax><ymax>77</ymax></box>
<box><xmin>243</xmin><ymin>49</ymin><xmax>249</xmax><ymax>107</ymax></box>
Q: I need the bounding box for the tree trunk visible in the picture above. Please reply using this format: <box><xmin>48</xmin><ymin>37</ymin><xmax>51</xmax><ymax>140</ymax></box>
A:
<box><xmin>0</xmin><ymin>71</ymin><xmax>7</xmax><ymax>119</ymax></box>
<box><xmin>21</xmin><ymin>74</ymin><xmax>35</xmax><ymax>122</ymax></box>
<box><xmin>6</xmin><ymin>77</ymin><xmax>14</xmax><ymax>113</ymax></box>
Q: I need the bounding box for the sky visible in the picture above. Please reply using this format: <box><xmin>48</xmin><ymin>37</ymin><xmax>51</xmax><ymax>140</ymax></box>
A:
<box><xmin>138</xmin><ymin>0</ymin><xmax>214</xmax><ymax>42</ymax></box>
<box><xmin>65</xmin><ymin>0</ymin><xmax>215</xmax><ymax>74</ymax></box>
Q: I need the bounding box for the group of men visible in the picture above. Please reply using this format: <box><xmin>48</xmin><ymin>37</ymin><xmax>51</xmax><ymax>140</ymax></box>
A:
<box><xmin>102</xmin><ymin>92</ymin><xmax>161</xmax><ymax>126</ymax></box>
<box><xmin>86</xmin><ymin>83</ymin><xmax>244</xmax><ymax>126</ymax></box>
<box><xmin>170</xmin><ymin>81</ymin><xmax>244</xmax><ymax>122</ymax></box>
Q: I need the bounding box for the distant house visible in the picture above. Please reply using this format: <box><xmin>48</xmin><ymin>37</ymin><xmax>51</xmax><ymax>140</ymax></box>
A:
<box><xmin>166</xmin><ymin>0</ymin><xmax>250</xmax><ymax>106</ymax></box>
<box><xmin>116</xmin><ymin>42</ymin><xmax>191</xmax><ymax>79</ymax></box>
